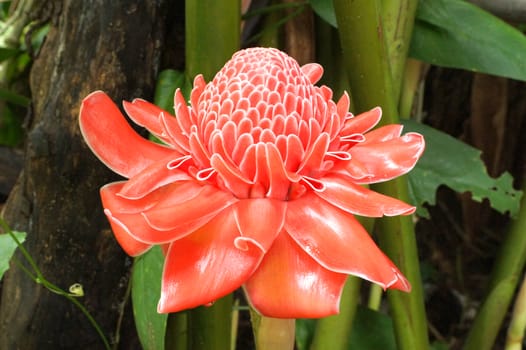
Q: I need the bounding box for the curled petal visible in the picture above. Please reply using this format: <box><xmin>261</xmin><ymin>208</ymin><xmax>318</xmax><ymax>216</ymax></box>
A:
<box><xmin>118</xmin><ymin>156</ymin><xmax>192</xmax><ymax>199</ymax></box>
<box><xmin>317</xmin><ymin>173</ymin><xmax>415</xmax><ymax>217</ymax></box>
<box><xmin>300</xmin><ymin>63</ymin><xmax>323</xmax><ymax>84</ymax></box>
<box><xmin>211</xmin><ymin>153</ymin><xmax>253</xmax><ymax>198</ymax></box>
<box><xmin>79</xmin><ymin>91</ymin><xmax>174</xmax><ymax>178</ymax></box>
<box><xmin>350</xmin><ymin>132</ymin><xmax>425</xmax><ymax>184</ymax></box>
<box><xmin>100</xmin><ymin>182</ymin><xmax>154</xmax><ymax>256</ymax></box>
<box><xmin>103</xmin><ymin>182</ymin><xmax>213</xmax><ymax>245</ymax></box>
<box><xmin>233</xmin><ymin>198</ymin><xmax>286</xmax><ymax>253</ymax></box>
<box><xmin>285</xmin><ymin>192</ymin><xmax>411</xmax><ymax>291</ymax></box>
<box><xmin>143</xmin><ymin>185</ymin><xmax>237</xmax><ymax>232</ymax></box>
<box><xmin>123</xmin><ymin>99</ymin><xmax>173</xmax><ymax>144</ymax></box>
<box><xmin>244</xmin><ymin>233</ymin><xmax>347</xmax><ymax>318</ymax></box>
<box><xmin>362</xmin><ymin>124</ymin><xmax>403</xmax><ymax>143</ymax></box>
<box><xmin>158</xmin><ymin>208</ymin><xmax>264</xmax><ymax>313</ymax></box>
<box><xmin>340</xmin><ymin>107</ymin><xmax>382</xmax><ymax>136</ymax></box>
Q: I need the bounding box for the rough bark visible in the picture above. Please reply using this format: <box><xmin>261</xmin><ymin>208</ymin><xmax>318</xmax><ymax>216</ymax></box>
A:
<box><xmin>0</xmin><ymin>1</ymin><xmax>169</xmax><ymax>348</ymax></box>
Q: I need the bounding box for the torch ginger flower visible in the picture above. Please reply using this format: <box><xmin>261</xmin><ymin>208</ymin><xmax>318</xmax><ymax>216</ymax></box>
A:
<box><xmin>79</xmin><ymin>47</ymin><xmax>424</xmax><ymax>318</ymax></box>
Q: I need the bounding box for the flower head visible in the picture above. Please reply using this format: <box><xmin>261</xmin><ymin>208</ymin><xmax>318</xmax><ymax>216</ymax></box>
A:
<box><xmin>79</xmin><ymin>47</ymin><xmax>425</xmax><ymax>318</ymax></box>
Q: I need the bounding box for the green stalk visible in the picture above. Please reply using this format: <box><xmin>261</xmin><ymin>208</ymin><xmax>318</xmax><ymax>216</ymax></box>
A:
<box><xmin>380</xmin><ymin>0</ymin><xmax>418</xmax><ymax>104</ymax></box>
<box><xmin>187</xmin><ymin>300</ymin><xmax>234</xmax><ymax>350</ymax></box>
<box><xmin>333</xmin><ymin>1</ymin><xmax>429</xmax><ymax>349</ymax></box>
<box><xmin>178</xmin><ymin>1</ymin><xmax>241</xmax><ymax>349</ymax></box>
<box><xmin>506</xmin><ymin>274</ymin><xmax>526</xmax><ymax>350</ymax></box>
<box><xmin>309</xmin><ymin>277</ymin><xmax>361</xmax><ymax>350</ymax></box>
<box><xmin>464</xmin><ymin>185</ymin><xmax>526</xmax><ymax>350</ymax></box>
<box><xmin>186</xmin><ymin>0</ymin><xmax>241</xmax><ymax>81</ymax></box>
<box><xmin>250</xmin><ymin>310</ymin><xmax>296</xmax><ymax>350</ymax></box>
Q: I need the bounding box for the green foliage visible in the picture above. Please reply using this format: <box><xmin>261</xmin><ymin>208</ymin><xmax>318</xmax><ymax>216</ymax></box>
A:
<box><xmin>309</xmin><ymin>0</ymin><xmax>526</xmax><ymax>81</ymax></box>
<box><xmin>308</xmin><ymin>0</ymin><xmax>336</xmax><ymax>27</ymax></box>
<box><xmin>411</xmin><ymin>0</ymin><xmax>526</xmax><ymax>81</ymax></box>
<box><xmin>296</xmin><ymin>306</ymin><xmax>400</xmax><ymax>350</ymax></box>
<box><xmin>0</xmin><ymin>230</ymin><xmax>26</xmax><ymax>280</ymax></box>
<box><xmin>295</xmin><ymin>318</ymin><xmax>317</xmax><ymax>350</ymax></box>
<box><xmin>404</xmin><ymin>119</ymin><xmax>523</xmax><ymax>218</ymax></box>
<box><xmin>154</xmin><ymin>69</ymin><xmax>187</xmax><ymax>114</ymax></box>
<box><xmin>131</xmin><ymin>246</ymin><xmax>167</xmax><ymax>350</ymax></box>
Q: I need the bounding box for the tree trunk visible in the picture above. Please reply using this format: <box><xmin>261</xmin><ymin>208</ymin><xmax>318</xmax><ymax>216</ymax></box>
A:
<box><xmin>0</xmin><ymin>1</ymin><xmax>170</xmax><ymax>348</ymax></box>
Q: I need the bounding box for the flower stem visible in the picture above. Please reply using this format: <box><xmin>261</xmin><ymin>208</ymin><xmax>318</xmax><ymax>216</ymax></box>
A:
<box><xmin>463</xmin><ymin>185</ymin><xmax>526</xmax><ymax>350</ymax></box>
<box><xmin>333</xmin><ymin>1</ymin><xmax>430</xmax><ymax>349</ymax></box>
<box><xmin>0</xmin><ymin>218</ymin><xmax>111</xmax><ymax>349</ymax></box>
<box><xmin>183</xmin><ymin>1</ymin><xmax>240</xmax><ymax>348</ymax></box>
<box><xmin>309</xmin><ymin>276</ymin><xmax>361</xmax><ymax>350</ymax></box>
<box><xmin>506</xmin><ymin>273</ymin><xmax>526</xmax><ymax>350</ymax></box>
<box><xmin>185</xmin><ymin>0</ymin><xmax>241</xmax><ymax>81</ymax></box>
<box><xmin>250</xmin><ymin>310</ymin><xmax>295</xmax><ymax>350</ymax></box>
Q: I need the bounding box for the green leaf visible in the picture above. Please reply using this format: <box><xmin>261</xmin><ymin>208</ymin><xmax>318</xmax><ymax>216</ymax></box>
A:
<box><xmin>132</xmin><ymin>246</ymin><xmax>167</xmax><ymax>350</ymax></box>
<box><xmin>410</xmin><ymin>0</ymin><xmax>526</xmax><ymax>81</ymax></box>
<box><xmin>404</xmin><ymin>120</ymin><xmax>523</xmax><ymax>218</ymax></box>
<box><xmin>0</xmin><ymin>47</ymin><xmax>21</xmax><ymax>62</ymax></box>
<box><xmin>0</xmin><ymin>231</ymin><xmax>26</xmax><ymax>280</ymax></box>
<box><xmin>153</xmin><ymin>69</ymin><xmax>187</xmax><ymax>114</ymax></box>
<box><xmin>349</xmin><ymin>306</ymin><xmax>397</xmax><ymax>350</ymax></box>
<box><xmin>0</xmin><ymin>87</ymin><xmax>30</xmax><ymax>107</ymax></box>
<box><xmin>308</xmin><ymin>0</ymin><xmax>337</xmax><ymax>27</ymax></box>
<box><xmin>295</xmin><ymin>318</ymin><xmax>317</xmax><ymax>350</ymax></box>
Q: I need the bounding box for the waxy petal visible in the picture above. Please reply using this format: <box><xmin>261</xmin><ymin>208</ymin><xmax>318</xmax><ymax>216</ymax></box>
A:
<box><xmin>100</xmin><ymin>182</ymin><xmax>153</xmax><ymax>256</ymax></box>
<box><xmin>244</xmin><ymin>233</ymin><xmax>347</xmax><ymax>318</ymax></box>
<box><xmin>143</xmin><ymin>185</ymin><xmax>237</xmax><ymax>231</ymax></box>
<box><xmin>285</xmin><ymin>192</ymin><xmax>411</xmax><ymax>291</ymax></box>
<box><xmin>317</xmin><ymin>173</ymin><xmax>415</xmax><ymax>217</ymax></box>
<box><xmin>233</xmin><ymin>198</ymin><xmax>286</xmax><ymax>252</ymax></box>
<box><xmin>300</xmin><ymin>63</ymin><xmax>323</xmax><ymax>84</ymax></box>
<box><xmin>340</xmin><ymin>106</ymin><xmax>382</xmax><ymax>135</ymax></box>
<box><xmin>123</xmin><ymin>99</ymin><xmax>173</xmax><ymax>144</ymax></box>
<box><xmin>118</xmin><ymin>156</ymin><xmax>192</xmax><ymax>199</ymax></box>
<box><xmin>158</xmin><ymin>208</ymin><xmax>264</xmax><ymax>313</ymax></box>
<box><xmin>350</xmin><ymin>132</ymin><xmax>425</xmax><ymax>184</ymax></box>
<box><xmin>79</xmin><ymin>91</ymin><xmax>174</xmax><ymax>178</ymax></box>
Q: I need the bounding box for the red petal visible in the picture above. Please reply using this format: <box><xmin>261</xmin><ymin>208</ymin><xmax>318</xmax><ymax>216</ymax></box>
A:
<box><xmin>158</xmin><ymin>208</ymin><xmax>264</xmax><ymax>313</ymax></box>
<box><xmin>79</xmin><ymin>91</ymin><xmax>174</xmax><ymax>178</ymax></box>
<box><xmin>233</xmin><ymin>198</ymin><xmax>286</xmax><ymax>252</ymax></box>
<box><xmin>317</xmin><ymin>173</ymin><xmax>415</xmax><ymax>217</ymax></box>
<box><xmin>123</xmin><ymin>99</ymin><xmax>173</xmax><ymax>144</ymax></box>
<box><xmin>143</xmin><ymin>185</ymin><xmax>237</xmax><ymax>231</ymax></box>
<box><xmin>244</xmin><ymin>233</ymin><xmax>347</xmax><ymax>318</ymax></box>
<box><xmin>362</xmin><ymin>124</ymin><xmax>402</xmax><ymax>143</ymax></box>
<box><xmin>285</xmin><ymin>193</ymin><xmax>410</xmax><ymax>291</ymax></box>
<box><xmin>100</xmin><ymin>182</ymin><xmax>152</xmax><ymax>256</ymax></box>
<box><xmin>349</xmin><ymin>132</ymin><xmax>425</xmax><ymax>184</ymax></box>
<box><xmin>300</xmin><ymin>63</ymin><xmax>323</xmax><ymax>84</ymax></box>
<box><xmin>340</xmin><ymin>107</ymin><xmax>382</xmax><ymax>135</ymax></box>
<box><xmin>118</xmin><ymin>156</ymin><xmax>192</xmax><ymax>199</ymax></box>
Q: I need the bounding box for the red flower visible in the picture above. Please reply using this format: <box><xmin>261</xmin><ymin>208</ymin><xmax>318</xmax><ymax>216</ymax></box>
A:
<box><xmin>79</xmin><ymin>47</ymin><xmax>425</xmax><ymax>318</ymax></box>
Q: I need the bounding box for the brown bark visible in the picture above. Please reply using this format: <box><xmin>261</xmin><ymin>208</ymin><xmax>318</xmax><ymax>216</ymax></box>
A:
<box><xmin>0</xmin><ymin>1</ymin><xmax>170</xmax><ymax>348</ymax></box>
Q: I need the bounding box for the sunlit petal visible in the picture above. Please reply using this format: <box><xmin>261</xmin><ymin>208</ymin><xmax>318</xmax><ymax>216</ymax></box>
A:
<box><xmin>350</xmin><ymin>132</ymin><xmax>425</xmax><ymax>184</ymax></box>
<box><xmin>317</xmin><ymin>173</ymin><xmax>415</xmax><ymax>217</ymax></box>
<box><xmin>244</xmin><ymin>233</ymin><xmax>347</xmax><ymax>318</ymax></box>
<box><xmin>79</xmin><ymin>91</ymin><xmax>173</xmax><ymax>178</ymax></box>
<box><xmin>285</xmin><ymin>192</ymin><xmax>411</xmax><ymax>291</ymax></box>
<box><xmin>233</xmin><ymin>198</ymin><xmax>286</xmax><ymax>252</ymax></box>
<box><xmin>158</xmin><ymin>208</ymin><xmax>264</xmax><ymax>313</ymax></box>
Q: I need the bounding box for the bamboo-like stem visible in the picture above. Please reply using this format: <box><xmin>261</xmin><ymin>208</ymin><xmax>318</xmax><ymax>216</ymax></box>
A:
<box><xmin>380</xmin><ymin>0</ymin><xmax>418</xmax><ymax>103</ymax></box>
<box><xmin>178</xmin><ymin>1</ymin><xmax>241</xmax><ymax>349</ymax></box>
<box><xmin>186</xmin><ymin>0</ymin><xmax>241</xmax><ymax>81</ymax></box>
<box><xmin>250</xmin><ymin>311</ymin><xmax>296</xmax><ymax>350</ymax></box>
<box><xmin>464</xmin><ymin>185</ymin><xmax>526</xmax><ymax>350</ymax></box>
<box><xmin>309</xmin><ymin>277</ymin><xmax>361</xmax><ymax>350</ymax></box>
<box><xmin>506</xmin><ymin>274</ymin><xmax>526</xmax><ymax>350</ymax></box>
<box><xmin>333</xmin><ymin>1</ymin><xmax>429</xmax><ymax>349</ymax></box>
